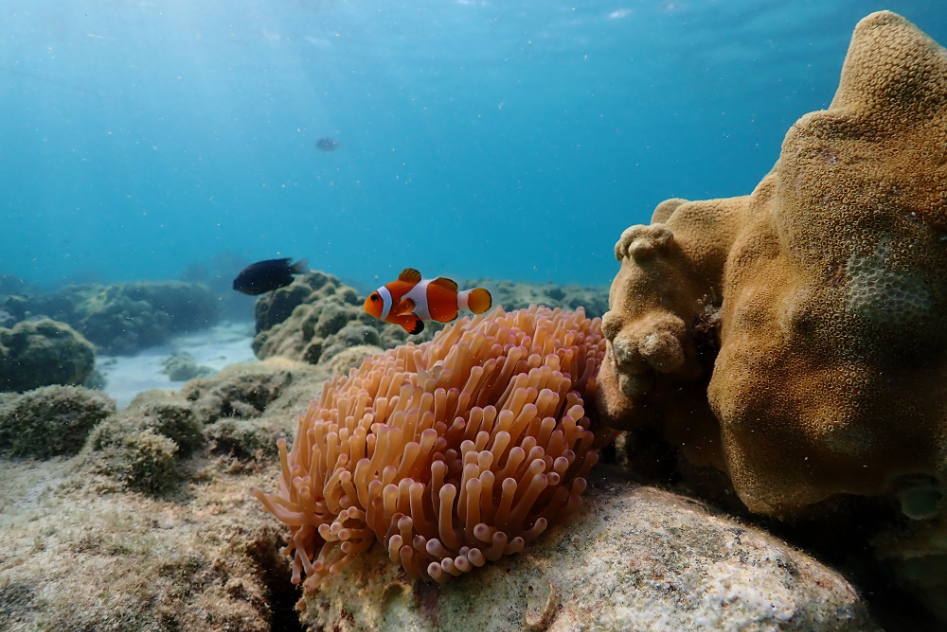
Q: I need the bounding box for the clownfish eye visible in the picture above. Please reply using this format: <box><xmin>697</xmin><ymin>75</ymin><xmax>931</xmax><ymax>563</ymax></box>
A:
<box><xmin>370</xmin><ymin>293</ymin><xmax>380</xmax><ymax>302</ymax></box>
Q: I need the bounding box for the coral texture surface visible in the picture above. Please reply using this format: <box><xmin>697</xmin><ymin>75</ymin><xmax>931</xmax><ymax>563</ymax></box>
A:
<box><xmin>254</xmin><ymin>307</ymin><xmax>613</xmax><ymax>589</ymax></box>
<box><xmin>598</xmin><ymin>11</ymin><xmax>947</xmax><ymax>515</ymax></box>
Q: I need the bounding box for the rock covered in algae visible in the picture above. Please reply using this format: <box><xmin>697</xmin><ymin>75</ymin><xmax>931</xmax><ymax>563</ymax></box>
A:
<box><xmin>252</xmin><ymin>271</ymin><xmax>427</xmax><ymax>366</ymax></box>
<box><xmin>4</xmin><ymin>280</ymin><xmax>219</xmax><ymax>355</ymax></box>
<box><xmin>0</xmin><ymin>319</ymin><xmax>96</xmax><ymax>392</ymax></box>
<box><xmin>78</xmin><ymin>359</ymin><xmax>331</xmax><ymax>495</ymax></box>
<box><xmin>0</xmin><ymin>458</ymin><xmax>299</xmax><ymax>632</ymax></box>
<box><xmin>0</xmin><ymin>385</ymin><xmax>115</xmax><ymax>458</ymax></box>
<box><xmin>0</xmin><ymin>358</ymin><xmax>332</xmax><ymax>631</ymax></box>
<box><xmin>597</xmin><ymin>11</ymin><xmax>947</xmax><ymax>517</ymax></box>
<box><xmin>162</xmin><ymin>352</ymin><xmax>216</xmax><ymax>382</ymax></box>
<box><xmin>301</xmin><ymin>467</ymin><xmax>878</xmax><ymax>632</ymax></box>
<box><xmin>83</xmin><ymin>397</ymin><xmax>205</xmax><ymax>494</ymax></box>
<box><xmin>467</xmin><ymin>278</ymin><xmax>609</xmax><ymax>319</ymax></box>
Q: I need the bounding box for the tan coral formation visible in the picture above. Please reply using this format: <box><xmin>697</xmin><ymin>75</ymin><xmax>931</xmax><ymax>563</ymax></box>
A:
<box><xmin>253</xmin><ymin>307</ymin><xmax>613</xmax><ymax>589</ymax></box>
<box><xmin>598</xmin><ymin>11</ymin><xmax>947</xmax><ymax>515</ymax></box>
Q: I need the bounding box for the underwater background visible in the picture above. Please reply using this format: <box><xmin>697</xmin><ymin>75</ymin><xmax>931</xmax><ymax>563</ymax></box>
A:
<box><xmin>6</xmin><ymin>5</ymin><xmax>947</xmax><ymax>629</ymax></box>
<box><xmin>2</xmin><ymin>0</ymin><xmax>945</xmax><ymax>291</ymax></box>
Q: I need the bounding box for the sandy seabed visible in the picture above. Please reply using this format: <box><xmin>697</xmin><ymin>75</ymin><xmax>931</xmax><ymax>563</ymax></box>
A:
<box><xmin>97</xmin><ymin>321</ymin><xmax>257</xmax><ymax>408</ymax></box>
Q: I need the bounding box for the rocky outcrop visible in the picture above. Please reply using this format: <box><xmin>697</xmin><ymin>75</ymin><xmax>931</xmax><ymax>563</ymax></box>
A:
<box><xmin>0</xmin><ymin>319</ymin><xmax>96</xmax><ymax>392</ymax></box>
<box><xmin>162</xmin><ymin>352</ymin><xmax>215</xmax><ymax>382</ymax></box>
<box><xmin>0</xmin><ymin>385</ymin><xmax>115</xmax><ymax>458</ymax></box>
<box><xmin>1</xmin><ymin>281</ymin><xmax>219</xmax><ymax>355</ymax></box>
<box><xmin>302</xmin><ymin>468</ymin><xmax>878</xmax><ymax>632</ymax></box>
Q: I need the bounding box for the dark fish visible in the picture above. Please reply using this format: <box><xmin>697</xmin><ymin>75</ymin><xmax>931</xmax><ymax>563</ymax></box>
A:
<box><xmin>233</xmin><ymin>258</ymin><xmax>308</xmax><ymax>295</ymax></box>
<box><xmin>315</xmin><ymin>137</ymin><xmax>339</xmax><ymax>152</ymax></box>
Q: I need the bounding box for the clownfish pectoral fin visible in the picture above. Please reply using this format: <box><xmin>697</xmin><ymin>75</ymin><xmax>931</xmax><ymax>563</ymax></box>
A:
<box><xmin>397</xmin><ymin>316</ymin><xmax>424</xmax><ymax>335</ymax></box>
<box><xmin>392</xmin><ymin>298</ymin><xmax>416</xmax><ymax>316</ymax></box>
<box><xmin>430</xmin><ymin>276</ymin><xmax>459</xmax><ymax>293</ymax></box>
<box><xmin>398</xmin><ymin>268</ymin><xmax>423</xmax><ymax>283</ymax></box>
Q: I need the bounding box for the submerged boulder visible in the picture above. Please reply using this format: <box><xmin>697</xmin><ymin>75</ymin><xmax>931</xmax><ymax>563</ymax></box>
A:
<box><xmin>0</xmin><ymin>385</ymin><xmax>115</xmax><ymax>458</ymax></box>
<box><xmin>0</xmin><ymin>319</ymin><xmax>96</xmax><ymax>392</ymax></box>
<box><xmin>162</xmin><ymin>352</ymin><xmax>215</xmax><ymax>382</ymax></box>
<box><xmin>304</xmin><ymin>468</ymin><xmax>878</xmax><ymax>632</ymax></box>
<box><xmin>6</xmin><ymin>281</ymin><xmax>219</xmax><ymax>355</ymax></box>
<box><xmin>83</xmin><ymin>396</ymin><xmax>204</xmax><ymax>494</ymax></box>
<box><xmin>76</xmin><ymin>281</ymin><xmax>219</xmax><ymax>354</ymax></box>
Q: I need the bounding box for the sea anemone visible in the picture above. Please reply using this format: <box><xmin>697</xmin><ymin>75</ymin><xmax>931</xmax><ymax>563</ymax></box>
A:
<box><xmin>252</xmin><ymin>306</ymin><xmax>615</xmax><ymax>590</ymax></box>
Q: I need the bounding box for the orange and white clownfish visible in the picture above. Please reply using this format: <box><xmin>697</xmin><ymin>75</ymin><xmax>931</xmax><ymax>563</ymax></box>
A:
<box><xmin>363</xmin><ymin>268</ymin><xmax>492</xmax><ymax>334</ymax></box>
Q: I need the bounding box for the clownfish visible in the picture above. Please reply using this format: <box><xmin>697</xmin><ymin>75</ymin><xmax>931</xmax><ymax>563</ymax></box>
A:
<box><xmin>363</xmin><ymin>268</ymin><xmax>492</xmax><ymax>334</ymax></box>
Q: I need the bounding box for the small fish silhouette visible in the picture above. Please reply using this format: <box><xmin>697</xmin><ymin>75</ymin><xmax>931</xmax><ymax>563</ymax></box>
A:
<box><xmin>233</xmin><ymin>258</ymin><xmax>308</xmax><ymax>295</ymax></box>
<box><xmin>315</xmin><ymin>137</ymin><xmax>339</xmax><ymax>152</ymax></box>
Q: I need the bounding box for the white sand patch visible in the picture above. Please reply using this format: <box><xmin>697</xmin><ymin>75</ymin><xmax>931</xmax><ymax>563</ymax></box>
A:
<box><xmin>97</xmin><ymin>321</ymin><xmax>257</xmax><ymax>409</ymax></box>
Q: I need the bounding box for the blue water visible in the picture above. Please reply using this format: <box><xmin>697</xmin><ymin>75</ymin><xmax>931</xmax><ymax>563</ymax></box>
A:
<box><xmin>2</xmin><ymin>0</ymin><xmax>944</xmax><ymax>290</ymax></box>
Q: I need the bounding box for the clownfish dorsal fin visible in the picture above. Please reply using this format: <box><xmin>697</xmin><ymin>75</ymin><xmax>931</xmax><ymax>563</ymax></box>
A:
<box><xmin>392</xmin><ymin>298</ymin><xmax>416</xmax><ymax>316</ymax></box>
<box><xmin>430</xmin><ymin>277</ymin><xmax>459</xmax><ymax>292</ymax></box>
<box><xmin>398</xmin><ymin>268</ymin><xmax>422</xmax><ymax>283</ymax></box>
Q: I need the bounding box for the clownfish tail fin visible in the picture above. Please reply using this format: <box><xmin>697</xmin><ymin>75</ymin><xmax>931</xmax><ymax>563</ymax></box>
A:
<box><xmin>466</xmin><ymin>288</ymin><xmax>492</xmax><ymax>314</ymax></box>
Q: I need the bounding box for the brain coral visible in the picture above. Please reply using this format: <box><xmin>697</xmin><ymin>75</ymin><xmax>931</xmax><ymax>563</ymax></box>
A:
<box><xmin>597</xmin><ymin>11</ymin><xmax>947</xmax><ymax>516</ymax></box>
<box><xmin>253</xmin><ymin>306</ymin><xmax>614</xmax><ymax>589</ymax></box>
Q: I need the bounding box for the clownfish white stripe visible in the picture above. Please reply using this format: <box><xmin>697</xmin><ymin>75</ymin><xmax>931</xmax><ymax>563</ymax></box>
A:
<box><xmin>457</xmin><ymin>290</ymin><xmax>471</xmax><ymax>313</ymax></box>
<box><xmin>405</xmin><ymin>280</ymin><xmax>432</xmax><ymax>321</ymax></box>
<box><xmin>378</xmin><ymin>285</ymin><xmax>393</xmax><ymax>320</ymax></box>
<box><xmin>362</xmin><ymin>268</ymin><xmax>492</xmax><ymax>335</ymax></box>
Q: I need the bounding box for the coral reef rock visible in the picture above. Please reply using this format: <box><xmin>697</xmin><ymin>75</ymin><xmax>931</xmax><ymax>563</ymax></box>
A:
<box><xmin>468</xmin><ymin>278</ymin><xmax>609</xmax><ymax>319</ymax></box>
<box><xmin>0</xmin><ymin>458</ymin><xmax>297</xmax><ymax>632</ymax></box>
<box><xmin>597</xmin><ymin>11</ymin><xmax>947</xmax><ymax>517</ymax></box>
<box><xmin>0</xmin><ymin>358</ymin><xmax>332</xmax><ymax>631</ymax></box>
<box><xmin>4</xmin><ymin>280</ymin><xmax>219</xmax><ymax>355</ymax></box>
<box><xmin>162</xmin><ymin>351</ymin><xmax>216</xmax><ymax>382</ymax></box>
<box><xmin>252</xmin><ymin>271</ymin><xmax>429</xmax><ymax>366</ymax></box>
<box><xmin>79</xmin><ymin>359</ymin><xmax>330</xmax><ymax>494</ymax></box>
<box><xmin>77</xmin><ymin>281</ymin><xmax>220</xmax><ymax>354</ymax></box>
<box><xmin>303</xmin><ymin>467</ymin><xmax>878</xmax><ymax>632</ymax></box>
<box><xmin>84</xmin><ymin>397</ymin><xmax>206</xmax><ymax>494</ymax></box>
<box><xmin>0</xmin><ymin>385</ymin><xmax>115</xmax><ymax>458</ymax></box>
<box><xmin>0</xmin><ymin>319</ymin><xmax>96</xmax><ymax>392</ymax></box>
<box><xmin>181</xmin><ymin>358</ymin><xmax>328</xmax><ymax>426</ymax></box>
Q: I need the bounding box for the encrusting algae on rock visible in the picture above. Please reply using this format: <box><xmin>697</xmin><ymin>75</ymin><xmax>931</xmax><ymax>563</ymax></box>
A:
<box><xmin>253</xmin><ymin>306</ymin><xmax>616</xmax><ymax>589</ymax></box>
